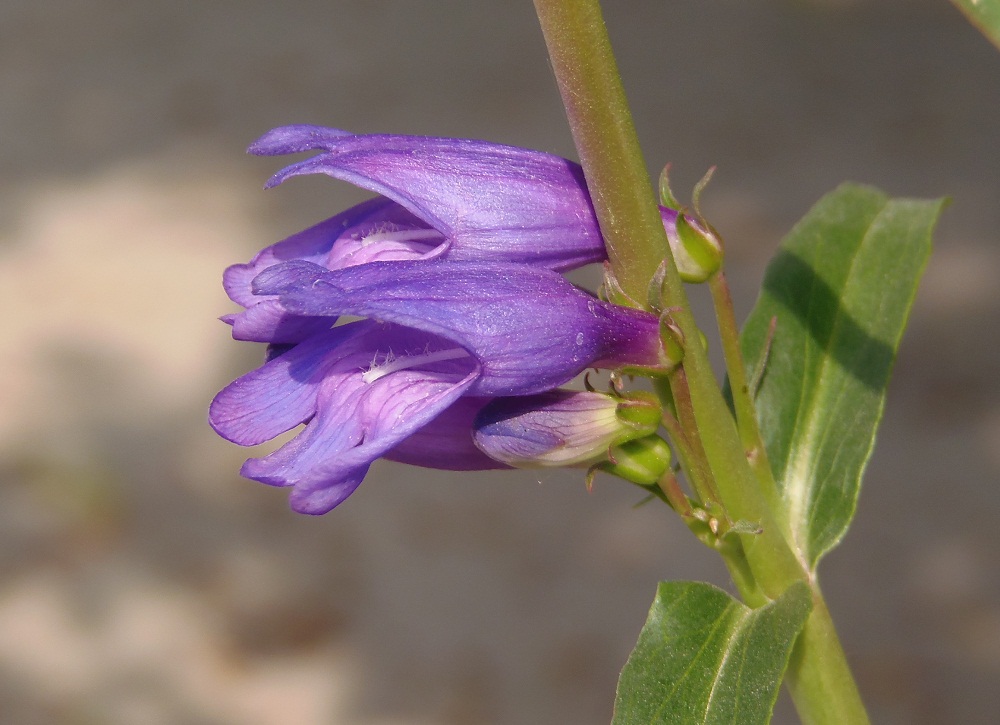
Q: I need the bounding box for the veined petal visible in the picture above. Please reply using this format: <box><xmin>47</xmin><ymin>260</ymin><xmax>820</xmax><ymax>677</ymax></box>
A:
<box><xmin>246</xmin><ymin>360</ymin><xmax>478</xmax><ymax>515</ymax></box>
<box><xmin>249</xmin><ymin>126</ymin><xmax>607</xmax><ymax>271</ymax></box>
<box><xmin>214</xmin><ymin>318</ymin><xmax>485</xmax><ymax>512</ymax></box>
<box><xmin>384</xmin><ymin>397</ymin><xmax>509</xmax><ymax>471</ymax></box>
<box><xmin>209</xmin><ymin>325</ymin><xmax>365</xmax><ymax>445</ymax></box>
<box><xmin>325</xmin><ymin>226</ymin><xmax>444</xmax><ymax>269</ymax></box>
<box><xmin>254</xmin><ymin>260</ymin><xmax>664</xmax><ymax>395</ymax></box>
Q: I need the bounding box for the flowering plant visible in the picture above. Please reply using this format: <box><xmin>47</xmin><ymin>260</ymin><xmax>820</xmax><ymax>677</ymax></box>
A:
<box><xmin>202</xmin><ymin>0</ymin><xmax>1000</xmax><ymax>722</ymax></box>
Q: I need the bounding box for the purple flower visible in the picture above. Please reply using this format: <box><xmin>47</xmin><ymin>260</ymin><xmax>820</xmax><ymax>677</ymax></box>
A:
<box><xmin>210</xmin><ymin>259</ymin><xmax>664</xmax><ymax>514</ymax></box>
<box><xmin>223</xmin><ymin>198</ymin><xmax>425</xmax><ymax>343</ymax></box>
<box><xmin>473</xmin><ymin>390</ymin><xmax>661</xmax><ymax>467</ymax></box>
<box><xmin>383</xmin><ymin>397</ymin><xmax>508</xmax><ymax>471</ymax></box>
<box><xmin>224</xmin><ymin>126</ymin><xmax>608</xmax><ymax>343</ymax></box>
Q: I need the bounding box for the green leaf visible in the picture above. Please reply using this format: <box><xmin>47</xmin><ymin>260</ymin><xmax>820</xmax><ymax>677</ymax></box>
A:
<box><xmin>952</xmin><ymin>0</ymin><xmax>1000</xmax><ymax>51</ymax></box>
<box><xmin>741</xmin><ymin>184</ymin><xmax>944</xmax><ymax>569</ymax></box>
<box><xmin>613</xmin><ymin>581</ymin><xmax>812</xmax><ymax>725</ymax></box>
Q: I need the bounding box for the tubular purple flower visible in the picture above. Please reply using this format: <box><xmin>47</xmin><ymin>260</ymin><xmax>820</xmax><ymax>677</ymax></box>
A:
<box><xmin>249</xmin><ymin>125</ymin><xmax>606</xmax><ymax>271</ymax></box>
<box><xmin>224</xmin><ymin>127</ymin><xmax>609</xmax><ymax>342</ymax></box>
<box><xmin>253</xmin><ymin>259</ymin><xmax>665</xmax><ymax>394</ymax></box>
<box><xmin>211</xmin><ymin>320</ymin><xmax>483</xmax><ymax>513</ymax></box>
<box><xmin>473</xmin><ymin>390</ymin><xmax>661</xmax><ymax>467</ymax></box>
<box><xmin>210</xmin><ymin>259</ymin><xmax>664</xmax><ymax>514</ymax></box>
<box><xmin>211</xmin><ymin>127</ymin><xmax>684</xmax><ymax>514</ymax></box>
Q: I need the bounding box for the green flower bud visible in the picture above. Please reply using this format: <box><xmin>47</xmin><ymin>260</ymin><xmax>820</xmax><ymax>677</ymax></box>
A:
<box><xmin>657</xmin><ymin>164</ymin><xmax>724</xmax><ymax>283</ymax></box>
<box><xmin>663</xmin><ymin>209</ymin><xmax>723</xmax><ymax>283</ymax></box>
<box><xmin>590</xmin><ymin>435</ymin><xmax>673</xmax><ymax>486</ymax></box>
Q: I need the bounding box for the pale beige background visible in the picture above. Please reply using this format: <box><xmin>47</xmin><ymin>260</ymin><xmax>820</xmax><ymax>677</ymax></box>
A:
<box><xmin>1</xmin><ymin>1</ymin><xmax>998</xmax><ymax>723</ymax></box>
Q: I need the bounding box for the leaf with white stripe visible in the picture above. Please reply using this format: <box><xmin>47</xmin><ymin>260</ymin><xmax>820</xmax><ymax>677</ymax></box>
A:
<box><xmin>740</xmin><ymin>184</ymin><xmax>943</xmax><ymax>568</ymax></box>
<box><xmin>613</xmin><ymin>581</ymin><xmax>812</xmax><ymax>724</ymax></box>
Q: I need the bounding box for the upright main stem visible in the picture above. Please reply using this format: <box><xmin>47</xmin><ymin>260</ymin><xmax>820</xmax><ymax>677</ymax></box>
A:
<box><xmin>532</xmin><ymin>0</ymin><xmax>800</xmax><ymax>592</ymax></box>
<box><xmin>533</xmin><ymin>2</ymin><xmax>870</xmax><ymax>723</ymax></box>
<box><xmin>788</xmin><ymin>591</ymin><xmax>872</xmax><ymax>725</ymax></box>
<box><xmin>532</xmin><ymin>0</ymin><xmax>669</xmax><ymax>303</ymax></box>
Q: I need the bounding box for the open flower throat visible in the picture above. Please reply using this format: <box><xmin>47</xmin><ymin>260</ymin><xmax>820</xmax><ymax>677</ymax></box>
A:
<box><xmin>361</xmin><ymin>345</ymin><xmax>472</xmax><ymax>384</ymax></box>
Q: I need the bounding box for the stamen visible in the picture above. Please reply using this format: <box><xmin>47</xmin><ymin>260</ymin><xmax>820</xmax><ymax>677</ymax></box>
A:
<box><xmin>365</xmin><ymin>348</ymin><xmax>395</xmax><ymax>377</ymax></box>
<box><xmin>360</xmin><ymin>228</ymin><xmax>443</xmax><ymax>247</ymax></box>
<box><xmin>361</xmin><ymin>347</ymin><xmax>470</xmax><ymax>384</ymax></box>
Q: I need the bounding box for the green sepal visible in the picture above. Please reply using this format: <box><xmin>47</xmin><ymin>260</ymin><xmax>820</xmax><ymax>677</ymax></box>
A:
<box><xmin>658</xmin><ymin>163</ymin><xmax>682</xmax><ymax>210</ymax></box>
<box><xmin>615</xmin><ymin>391</ymin><xmax>663</xmax><ymax>433</ymax></box>
<box><xmin>601</xmin><ymin>261</ymin><xmax>645</xmax><ymax>309</ymax></box>
<box><xmin>658</xmin><ymin>312</ymin><xmax>686</xmax><ymax>367</ymax></box>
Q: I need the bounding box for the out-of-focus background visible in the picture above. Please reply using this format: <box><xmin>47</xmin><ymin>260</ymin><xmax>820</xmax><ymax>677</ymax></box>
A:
<box><xmin>1</xmin><ymin>1</ymin><xmax>998</xmax><ymax>723</ymax></box>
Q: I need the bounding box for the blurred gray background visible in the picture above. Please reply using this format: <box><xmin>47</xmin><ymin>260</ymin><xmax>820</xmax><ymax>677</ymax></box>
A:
<box><xmin>1</xmin><ymin>1</ymin><xmax>998</xmax><ymax>723</ymax></box>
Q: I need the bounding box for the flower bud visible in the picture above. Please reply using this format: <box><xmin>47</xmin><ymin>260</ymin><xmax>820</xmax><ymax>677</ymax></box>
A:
<box><xmin>472</xmin><ymin>389</ymin><xmax>660</xmax><ymax>468</ymax></box>
<box><xmin>589</xmin><ymin>435</ymin><xmax>673</xmax><ymax>486</ymax></box>
<box><xmin>660</xmin><ymin>207</ymin><xmax>723</xmax><ymax>283</ymax></box>
<box><xmin>657</xmin><ymin>164</ymin><xmax>724</xmax><ymax>283</ymax></box>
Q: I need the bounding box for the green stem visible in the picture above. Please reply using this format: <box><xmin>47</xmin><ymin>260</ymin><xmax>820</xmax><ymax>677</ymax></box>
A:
<box><xmin>672</xmin><ymin>312</ymin><xmax>870</xmax><ymax>723</ymax></box>
<box><xmin>533</xmin><ymin>2</ymin><xmax>869</xmax><ymax>723</ymax></box>
<box><xmin>656</xmin><ymin>470</ymin><xmax>765</xmax><ymax>607</ymax></box>
<box><xmin>708</xmin><ymin>271</ymin><xmax>787</xmax><ymax>531</ymax></box>
<box><xmin>702</xmin><ymin>275</ymin><xmax>868</xmax><ymax>721</ymax></box>
<box><xmin>787</xmin><ymin>585</ymin><xmax>871</xmax><ymax>725</ymax></box>
<box><xmin>532</xmin><ymin>0</ymin><xmax>669</xmax><ymax>304</ymax></box>
<box><xmin>533</xmin><ymin>0</ymin><xmax>794</xmax><ymax>619</ymax></box>
<box><xmin>655</xmin><ymin>470</ymin><xmax>693</xmax><ymax>517</ymax></box>
<box><xmin>665</xmin><ymin>367</ymin><xmax>723</xmax><ymax>508</ymax></box>
<box><xmin>717</xmin><ymin>537</ymin><xmax>767</xmax><ymax>609</ymax></box>
<box><xmin>708</xmin><ymin>272</ymin><xmax>759</xmax><ymax>452</ymax></box>
<box><xmin>658</xmin><ymin>406</ymin><xmax>712</xmax><ymax>508</ymax></box>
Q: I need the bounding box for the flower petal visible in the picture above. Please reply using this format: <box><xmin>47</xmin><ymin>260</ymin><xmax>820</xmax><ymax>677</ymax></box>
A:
<box><xmin>222</xmin><ymin>300</ymin><xmax>332</xmax><ymax>344</ymax></box>
<box><xmin>222</xmin><ymin>198</ymin><xmax>448</xmax><ymax>343</ymax></box>
<box><xmin>221</xmin><ymin>197</ymin><xmax>447</xmax><ymax>343</ymax></box>
<box><xmin>384</xmin><ymin>397</ymin><xmax>509</xmax><ymax>471</ymax></box>
<box><xmin>245</xmin><ymin>363</ymin><xmax>479</xmax><ymax>515</ymax></box>
<box><xmin>249</xmin><ymin>126</ymin><xmax>607</xmax><ymax>271</ymax></box>
<box><xmin>254</xmin><ymin>259</ymin><xmax>664</xmax><ymax>395</ymax></box>
<box><xmin>223</xmin><ymin>196</ymin><xmax>402</xmax><ymax>307</ymax></box>
<box><xmin>249</xmin><ymin>124</ymin><xmax>354</xmax><ymax>155</ymax></box>
<box><xmin>209</xmin><ymin>325</ymin><xmax>364</xmax><ymax>445</ymax></box>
